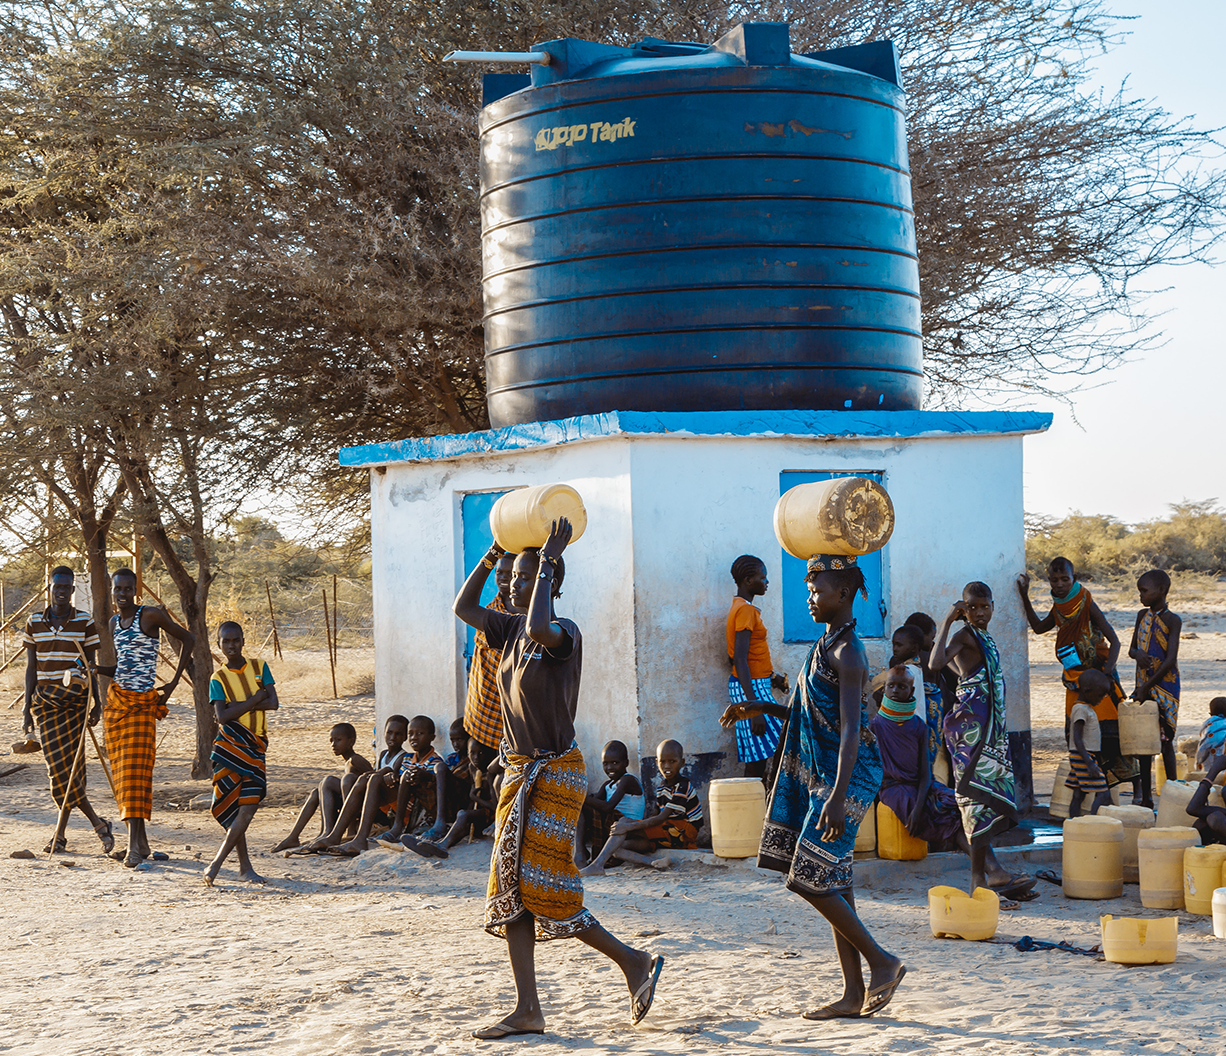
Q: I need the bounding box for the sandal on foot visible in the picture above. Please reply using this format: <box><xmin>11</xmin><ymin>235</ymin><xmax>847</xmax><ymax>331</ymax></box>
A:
<box><xmin>123</xmin><ymin>850</ymin><xmax>142</xmax><ymax>868</ymax></box>
<box><xmin>803</xmin><ymin>1004</ymin><xmax>863</xmax><ymax>1020</ymax></box>
<box><xmin>631</xmin><ymin>954</ymin><xmax>665</xmax><ymax>1025</ymax></box>
<box><xmin>861</xmin><ymin>964</ymin><xmax>906</xmax><ymax>1017</ymax></box>
<box><xmin>990</xmin><ymin>875</ymin><xmax>1037</xmax><ymax>900</ymax></box>
<box><xmin>999</xmin><ymin>898</ymin><xmax>1022</xmax><ymax>910</ymax></box>
<box><xmin>44</xmin><ymin>836</ymin><xmax>67</xmax><ymax>854</ymax></box>
<box><xmin>472</xmin><ymin>1021</ymin><xmax>544</xmax><ymax>1040</ymax></box>
<box><xmin>94</xmin><ymin>819</ymin><xmax>115</xmax><ymax>854</ymax></box>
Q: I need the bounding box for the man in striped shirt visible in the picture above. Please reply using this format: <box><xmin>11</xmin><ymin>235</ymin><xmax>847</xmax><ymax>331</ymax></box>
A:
<box><xmin>21</xmin><ymin>566</ymin><xmax>114</xmax><ymax>854</ymax></box>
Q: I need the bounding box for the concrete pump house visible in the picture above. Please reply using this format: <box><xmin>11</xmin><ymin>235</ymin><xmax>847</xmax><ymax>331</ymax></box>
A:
<box><xmin>341</xmin><ymin>407</ymin><xmax>1050</xmax><ymax>807</ymax></box>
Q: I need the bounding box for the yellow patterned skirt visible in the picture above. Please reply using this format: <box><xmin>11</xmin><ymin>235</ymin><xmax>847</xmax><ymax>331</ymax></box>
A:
<box><xmin>485</xmin><ymin>744</ymin><xmax>596</xmax><ymax>941</ymax></box>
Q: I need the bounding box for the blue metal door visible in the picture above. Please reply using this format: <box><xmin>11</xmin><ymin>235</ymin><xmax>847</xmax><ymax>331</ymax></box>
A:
<box><xmin>461</xmin><ymin>491</ymin><xmax>512</xmax><ymax>669</ymax></box>
<box><xmin>780</xmin><ymin>471</ymin><xmax>887</xmax><ymax>641</ymax></box>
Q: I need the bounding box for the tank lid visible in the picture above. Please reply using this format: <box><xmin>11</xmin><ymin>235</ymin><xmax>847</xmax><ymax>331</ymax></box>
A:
<box><xmin>478</xmin><ymin>22</ymin><xmax>900</xmax><ymax>102</ymax></box>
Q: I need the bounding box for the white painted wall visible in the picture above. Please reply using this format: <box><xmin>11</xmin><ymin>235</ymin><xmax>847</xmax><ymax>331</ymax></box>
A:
<box><xmin>367</xmin><ymin>429</ymin><xmax>1030</xmax><ymax>785</ymax></box>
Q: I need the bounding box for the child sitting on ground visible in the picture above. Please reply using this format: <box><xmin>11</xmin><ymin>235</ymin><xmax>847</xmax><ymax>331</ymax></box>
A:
<box><xmin>869</xmin><ymin>665</ymin><xmax>1035</xmax><ymax>902</ymax></box>
<box><xmin>443</xmin><ymin>718</ymin><xmax>474</xmax><ymax>820</ymax></box>
<box><xmin>304</xmin><ymin>714</ymin><xmax>408</xmax><ymax>854</ymax></box>
<box><xmin>1197</xmin><ymin>698</ymin><xmax>1226</xmax><ymax>770</ymax></box>
<box><xmin>396</xmin><ymin>732</ymin><xmax>503</xmax><ymax>859</ymax></box>
<box><xmin>580</xmin><ymin>739</ymin><xmax>702</xmax><ymax>876</ymax></box>
<box><xmin>575</xmin><ymin>740</ymin><xmax>647</xmax><ymax>867</ymax></box>
<box><xmin>1186</xmin><ymin>753</ymin><xmax>1226</xmax><ymax>845</ymax></box>
<box><xmin>1067</xmin><ymin>670</ymin><xmax>1116</xmax><ymax>818</ymax></box>
<box><xmin>383</xmin><ymin>715</ymin><xmax>447</xmax><ymax>843</ymax></box>
<box><xmin>273</xmin><ymin>722</ymin><xmax>373</xmax><ymax>852</ymax></box>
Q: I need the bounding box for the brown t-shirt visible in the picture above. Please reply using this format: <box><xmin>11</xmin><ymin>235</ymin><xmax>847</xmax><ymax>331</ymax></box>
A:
<box><xmin>484</xmin><ymin>610</ymin><xmax>582</xmax><ymax>758</ymax></box>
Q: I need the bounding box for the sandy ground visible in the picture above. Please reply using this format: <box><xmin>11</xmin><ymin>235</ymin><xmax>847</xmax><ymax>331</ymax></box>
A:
<box><xmin>2</xmin><ymin>623</ymin><xmax>1225</xmax><ymax>1055</ymax></box>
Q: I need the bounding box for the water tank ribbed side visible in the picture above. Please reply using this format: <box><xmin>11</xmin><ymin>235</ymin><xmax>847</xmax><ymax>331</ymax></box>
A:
<box><xmin>480</xmin><ymin>65</ymin><xmax>921</xmax><ymax>427</ymax></box>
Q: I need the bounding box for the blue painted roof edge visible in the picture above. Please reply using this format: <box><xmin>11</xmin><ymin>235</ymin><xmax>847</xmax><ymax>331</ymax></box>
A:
<box><xmin>338</xmin><ymin>409</ymin><xmax>1053</xmax><ymax>468</ymax></box>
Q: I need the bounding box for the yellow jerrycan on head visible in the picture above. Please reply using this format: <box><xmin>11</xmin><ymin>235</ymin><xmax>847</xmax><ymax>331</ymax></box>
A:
<box><xmin>489</xmin><ymin>484</ymin><xmax>587</xmax><ymax>553</ymax></box>
<box><xmin>773</xmin><ymin>477</ymin><xmax>895</xmax><ymax>559</ymax></box>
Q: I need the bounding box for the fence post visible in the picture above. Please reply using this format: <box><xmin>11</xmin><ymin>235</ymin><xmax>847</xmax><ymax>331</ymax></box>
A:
<box><xmin>322</xmin><ymin>589</ymin><xmax>338</xmax><ymax>698</ymax></box>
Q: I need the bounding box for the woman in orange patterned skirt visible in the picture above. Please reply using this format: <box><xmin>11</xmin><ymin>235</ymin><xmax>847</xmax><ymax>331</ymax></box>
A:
<box><xmin>454</xmin><ymin>518</ymin><xmax>663</xmax><ymax>1039</ymax></box>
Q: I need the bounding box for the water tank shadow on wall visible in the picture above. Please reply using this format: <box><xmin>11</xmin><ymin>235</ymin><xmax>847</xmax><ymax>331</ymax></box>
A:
<box><xmin>477</xmin><ymin>23</ymin><xmax>923</xmax><ymax>428</ymax></box>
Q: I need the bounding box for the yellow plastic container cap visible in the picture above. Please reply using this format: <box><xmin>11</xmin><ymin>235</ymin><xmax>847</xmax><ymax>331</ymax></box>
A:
<box><xmin>1100</xmin><ymin>914</ymin><xmax>1178</xmax><ymax>964</ymax></box>
<box><xmin>489</xmin><ymin>484</ymin><xmax>587</xmax><ymax>553</ymax></box>
<box><xmin>929</xmin><ymin>886</ymin><xmax>1000</xmax><ymax>941</ymax></box>
<box><xmin>1062</xmin><ymin>815</ymin><xmax>1124</xmax><ymax>899</ymax></box>
<box><xmin>708</xmin><ymin>778</ymin><xmax>766</xmax><ymax>859</ymax></box>
<box><xmin>1183</xmin><ymin>845</ymin><xmax>1226</xmax><ymax>915</ymax></box>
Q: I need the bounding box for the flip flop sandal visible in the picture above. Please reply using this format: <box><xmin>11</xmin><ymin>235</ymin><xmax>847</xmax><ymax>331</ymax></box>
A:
<box><xmin>631</xmin><ymin>954</ymin><xmax>665</xmax><ymax>1025</ymax></box>
<box><xmin>1010</xmin><ymin>888</ymin><xmax>1041</xmax><ymax>902</ymax></box>
<box><xmin>404</xmin><ymin>837</ymin><xmax>450</xmax><ymax>859</ymax></box>
<box><xmin>803</xmin><ymin>1004</ymin><xmax>863</xmax><ymax>1020</ymax></box>
<box><xmin>999</xmin><ymin>898</ymin><xmax>1022</xmax><ymax>911</ymax></box>
<box><xmin>992</xmin><ymin>877</ymin><xmax>1038</xmax><ymax>900</ymax></box>
<box><xmin>94</xmin><ymin>819</ymin><xmax>115</xmax><ymax>854</ymax></box>
<box><xmin>471</xmin><ymin>1021</ymin><xmax>545</xmax><ymax>1040</ymax></box>
<box><xmin>1035</xmin><ymin>869</ymin><xmax>1062</xmax><ymax>886</ymax></box>
<box><xmin>322</xmin><ymin>846</ymin><xmax>361</xmax><ymax>858</ymax></box>
<box><xmin>861</xmin><ymin>965</ymin><xmax>906</xmax><ymax>1017</ymax></box>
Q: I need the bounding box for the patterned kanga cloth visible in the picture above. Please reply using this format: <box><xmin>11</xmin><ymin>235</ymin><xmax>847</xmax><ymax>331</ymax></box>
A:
<box><xmin>1052</xmin><ymin>582</ymin><xmax>1125</xmax><ymax>714</ymax></box>
<box><xmin>105</xmin><ymin>683</ymin><xmax>167</xmax><ymax>821</ymax></box>
<box><xmin>32</xmin><ymin>686</ymin><xmax>90</xmax><ymax>810</ymax></box>
<box><xmin>758</xmin><ymin>624</ymin><xmax>882</xmax><ymax>897</ymax></box>
<box><xmin>1136</xmin><ymin>608</ymin><xmax>1180</xmax><ymax>734</ymax></box>
<box><xmin>943</xmin><ymin>627</ymin><xmax>1018</xmax><ymax>843</ymax></box>
<box><xmin>728</xmin><ymin>674</ymin><xmax>784</xmax><ymax>763</ymax></box>
<box><xmin>210</xmin><ymin>721</ymin><xmax>267</xmax><ymax>830</ymax></box>
<box><xmin>485</xmin><ymin>743</ymin><xmax>596</xmax><ymax>941</ymax></box>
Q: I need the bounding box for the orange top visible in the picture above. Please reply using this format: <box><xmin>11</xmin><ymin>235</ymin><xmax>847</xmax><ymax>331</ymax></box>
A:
<box><xmin>726</xmin><ymin>597</ymin><xmax>773</xmax><ymax>679</ymax></box>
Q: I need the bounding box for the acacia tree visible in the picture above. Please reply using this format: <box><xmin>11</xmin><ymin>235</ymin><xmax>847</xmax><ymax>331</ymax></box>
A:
<box><xmin>0</xmin><ymin>0</ymin><xmax>309</xmax><ymax>772</ymax></box>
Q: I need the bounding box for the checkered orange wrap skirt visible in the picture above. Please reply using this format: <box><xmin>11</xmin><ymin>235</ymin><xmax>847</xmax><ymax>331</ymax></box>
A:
<box><xmin>485</xmin><ymin>744</ymin><xmax>596</xmax><ymax>942</ymax></box>
<box><xmin>105</xmin><ymin>684</ymin><xmax>167</xmax><ymax>821</ymax></box>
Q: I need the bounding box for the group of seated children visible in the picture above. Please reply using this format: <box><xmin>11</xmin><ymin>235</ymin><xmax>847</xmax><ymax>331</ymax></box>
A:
<box><xmin>275</xmin><ymin>718</ymin><xmax>705</xmax><ymax>870</ymax></box>
<box><xmin>577</xmin><ymin>738</ymin><xmax>704</xmax><ymax>875</ymax></box>
<box><xmin>274</xmin><ymin>714</ymin><xmax>502</xmax><ymax>859</ymax></box>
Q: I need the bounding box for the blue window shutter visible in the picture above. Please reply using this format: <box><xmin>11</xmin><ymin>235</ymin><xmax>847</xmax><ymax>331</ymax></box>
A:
<box><xmin>460</xmin><ymin>491</ymin><xmax>512</xmax><ymax>666</ymax></box>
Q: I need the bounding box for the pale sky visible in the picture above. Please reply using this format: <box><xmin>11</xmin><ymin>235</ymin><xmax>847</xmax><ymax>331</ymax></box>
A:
<box><xmin>1021</xmin><ymin>0</ymin><xmax>1225</xmax><ymax>523</ymax></box>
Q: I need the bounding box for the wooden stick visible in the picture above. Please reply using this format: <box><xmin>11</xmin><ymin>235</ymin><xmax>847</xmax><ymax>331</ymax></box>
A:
<box><xmin>332</xmin><ymin>574</ymin><xmax>339</xmax><ymax>665</ymax></box>
<box><xmin>88</xmin><ymin>725</ymin><xmax>118</xmax><ymax>803</ymax></box>
<box><xmin>322</xmin><ymin>589</ymin><xmax>338</xmax><ymax>698</ymax></box>
<box><xmin>265</xmin><ymin>581</ymin><xmax>282</xmax><ymax>661</ymax></box>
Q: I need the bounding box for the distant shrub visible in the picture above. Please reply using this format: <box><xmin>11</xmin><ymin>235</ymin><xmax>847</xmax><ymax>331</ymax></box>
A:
<box><xmin>1026</xmin><ymin>501</ymin><xmax>1226</xmax><ymax>579</ymax></box>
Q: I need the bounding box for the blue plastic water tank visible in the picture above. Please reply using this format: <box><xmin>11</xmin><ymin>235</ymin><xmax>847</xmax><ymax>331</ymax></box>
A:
<box><xmin>479</xmin><ymin>23</ymin><xmax>922</xmax><ymax>428</ymax></box>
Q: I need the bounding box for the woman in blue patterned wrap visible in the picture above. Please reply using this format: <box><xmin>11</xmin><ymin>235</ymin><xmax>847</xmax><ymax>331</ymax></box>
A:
<box><xmin>721</xmin><ymin>554</ymin><xmax>905</xmax><ymax>1020</ymax></box>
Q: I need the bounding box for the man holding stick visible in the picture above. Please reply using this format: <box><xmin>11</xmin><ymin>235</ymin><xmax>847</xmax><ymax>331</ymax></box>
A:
<box><xmin>99</xmin><ymin>568</ymin><xmax>195</xmax><ymax>867</ymax></box>
<box><xmin>21</xmin><ymin>566</ymin><xmax>113</xmax><ymax>855</ymax></box>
